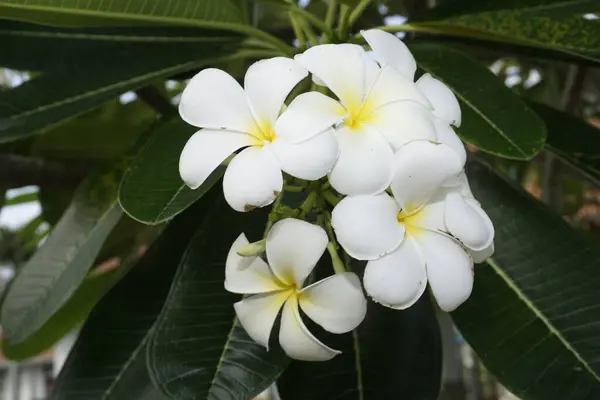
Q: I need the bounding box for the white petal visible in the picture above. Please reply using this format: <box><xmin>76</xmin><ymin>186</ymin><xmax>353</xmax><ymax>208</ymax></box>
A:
<box><xmin>445</xmin><ymin>192</ymin><xmax>494</xmax><ymax>251</ymax></box>
<box><xmin>416</xmin><ymin>73</ymin><xmax>461</xmax><ymax>127</ymax></box>
<box><xmin>363</xmin><ymin>238</ymin><xmax>427</xmax><ymax>309</ymax></box>
<box><xmin>245</xmin><ymin>57</ymin><xmax>308</xmax><ymax>130</ymax></box>
<box><xmin>295</xmin><ymin>44</ymin><xmax>366</xmax><ymax>110</ymax></box>
<box><xmin>266</xmin><ymin>218</ymin><xmax>328</xmax><ymax>287</ymax></box>
<box><xmin>391</xmin><ymin>141</ymin><xmax>463</xmax><ymax>211</ymax></box>
<box><xmin>366</xmin><ymin>101</ymin><xmax>436</xmax><ymax>151</ymax></box>
<box><xmin>362</xmin><ymin>29</ymin><xmax>416</xmax><ymax>80</ymax></box>
<box><xmin>234</xmin><ymin>290</ymin><xmax>292</xmax><ymax>349</ymax></box>
<box><xmin>179</xmin><ymin>129</ymin><xmax>254</xmax><ymax>190</ymax></box>
<box><xmin>299</xmin><ymin>272</ymin><xmax>367</xmax><ymax>334</ymax></box>
<box><xmin>470</xmin><ymin>242</ymin><xmax>495</xmax><ymax>263</ymax></box>
<box><xmin>223</xmin><ymin>146</ymin><xmax>283</xmax><ymax>212</ymax></box>
<box><xmin>279</xmin><ymin>296</ymin><xmax>340</xmax><ymax>361</ymax></box>
<box><xmin>331</xmin><ymin>193</ymin><xmax>404</xmax><ymax>260</ymax></box>
<box><xmin>407</xmin><ymin>201</ymin><xmax>446</xmax><ymax>232</ymax></box>
<box><xmin>363</xmin><ymin>51</ymin><xmax>381</xmax><ymax>93</ymax></box>
<box><xmin>225</xmin><ymin>233</ymin><xmax>286</xmax><ymax>294</ymax></box>
<box><xmin>443</xmin><ymin>170</ymin><xmax>474</xmax><ymax>197</ymax></box>
<box><xmin>179</xmin><ymin>68</ymin><xmax>256</xmax><ymax>132</ymax></box>
<box><xmin>271</xmin><ymin>128</ymin><xmax>339</xmax><ymax>180</ymax></box>
<box><xmin>434</xmin><ymin>119</ymin><xmax>466</xmax><ymax>165</ymax></box>
<box><xmin>361</xmin><ymin>66</ymin><xmax>431</xmax><ymax>116</ymax></box>
<box><xmin>275</xmin><ymin>92</ymin><xmax>345</xmax><ymax>143</ymax></box>
<box><xmin>416</xmin><ymin>231</ymin><xmax>473</xmax><ymax>311</ymax></box>
<box><xmin>328</xmin><ymin>126</ymin><xmax>394</xmax><ymax>196</ymax></box>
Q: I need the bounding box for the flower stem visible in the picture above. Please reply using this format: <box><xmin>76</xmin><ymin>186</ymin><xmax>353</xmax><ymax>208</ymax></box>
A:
<box><xmin>300</xmin><ymin>18</ymin><xmax>319</xmax><ymax>47</ymax></box>
<box><xmin>336</xmin><ymin>4</ymin><xmax>351</xmax><ymax>39</ymax></box>
<box><xmin>290</xmin><ymin>13</ymin><xmax>307</xmax><ymax>48</ymax></box>
<box><xmin>323</xmin><ymin>190</ymin><xmax>341</xmax><ymax>207</ymax></box>
<box><xmin>299</xmin><ymin>191</ymin><xmax>317</xmax><ymax>218</ymax></box>
<box><xmin>325</xmin><ymin>0</ymin><xmax>337</xmax><ymax>32</ymax></box>
<box><xmin>264</xmin><ymin>187</ymin><xmax>285</xmax><ymax>237</ymax></box>
<box><xmin>291</xmin><ymin>7</ymin><xmax>335</xmax><ymax>43</ymax></box>
<box><xmin>327</xmin><ymin>242</ymin><xmax>346</xmax><ymax>273</ymax></box>
<box><xmin>283</xmin><ymin>184</ymin><xmax>305</xmax><ymax>192</ymax></box>
<box><xmin>348</xmin><ymin>0</ymin><xmax>373</xmax><ymax>27</ymax></box>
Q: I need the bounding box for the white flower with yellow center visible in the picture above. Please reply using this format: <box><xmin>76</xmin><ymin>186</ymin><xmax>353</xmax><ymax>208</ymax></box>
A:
<box><xmin>280</xmin><ymin>43</ymin><xmax>436</xmax><ymax>195</ymax></box>
<box><xmin>225</xmin><ymin>218</ymin><xmax>367</xmax><ymax>361</ymax></box>
<box><xmin>178</xmin><ymin>57</ymin><xmax>339</xmax><ymax>212</ymax></box>
<box><xmin>362</xmin><ymin>29</ymin><xmax>467</xmax><ymax>164</ymax></box>
<box><xmin>331</xmin><ymin>141</ymin><xmax>494</xmax><ymax>311</ymax></box>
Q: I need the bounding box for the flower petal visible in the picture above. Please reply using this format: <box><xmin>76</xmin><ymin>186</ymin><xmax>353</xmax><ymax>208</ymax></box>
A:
<box><xmin>225</xmin><ymin>233</ymin><xmax>286</xmax><ymax>294</ymax></box>
<box><xmin>279</xmin><ymin>296</ymin><xmax>340</xmax><ymax>361</ymax></box>
<box><xmin>275</xmin><ymin>92</ymin><xmax>345</xmax><ymax>143</ymax></box>
<box><xmin>271</xmin><ymin>128</ymin><xmax>339</xmax><ymax>180</ymax></box>
<box><xmin>416</xmin><ymin>231</ymin><xmax>473</xmax><ymax>311</ymax></box>
<box><xmin>245</xmin><ymin>57</ymin><xmax>308</xmax><ymax>130</ymax></box>
<box><xmin>331</xmin><ymin>193</ymin><xmax>404</xmax><ymax>260</ymax></box>
<box><xmin>328</xmin><ymin>125</ymin><xmax>394</xmax><ymax>196</ymax></box>
<box><xmin>295</xmin><ymin>44</ymin><xmax>366</xmax><ymax>110</ymax></box>
<box><xmin>361</xmin><ymin>66</ymin><xmax>431</xmax><ymax>116</ymax></box>
<box><xmin>416</xmin><ymin>73</ymin><xmax>461</xmax><ymax>127</ymax></box>
<box><xmin>234</xmin><ymin>289</ymin><xmax>292</xmax><ymax>349</ymax></box>
<box><xmin>470</xmin><ymin>242</ymin><xmax>495</xmax><ymax>263</ymax></box>
<box><xmin>266</xmin><ymin>218</ymin><xmax>328</xmax><ymax>287</ymax></box>
<box><xmin>391</xmin><ymin>141</ymin><xmax>463</xmax><ymax>211</ymax></box>
<box><xmin>362</xmin><ymin>29</ymin><xmax>416</xmax><ymax>80</ymax></box>
<box><xmin>434</xmin><ymin>119</ymin><xmax>466</xmax><ymax>165</ymax></box>
<box><xmin>179</xmin><ymin>129</ymin><xmax>254</xmax><ymax>190</ymax></box>
<box><xmin>408</xmin><ymin>201</ymin><xmax>446</xmax><ymax>232</ymax></box>
<box><xmin>179</xmin><ymin>68</ymin><xmax>255</xmax><ymax>132</ymax></box>
<box><xmin>367</xmin><ymin>100</ymin><xmax>436</xmax><ymax>151</ymax></box>
<box><xmin>445</xmin><ymin>192</ymin><xmax>494</xmax><ymax>251</ymax></box>
<box><xmin>363</xmin><ymin>51</ymin><xmax>381</xmax><ymax>93</ymax></box>
<box><xmin>363</xmin><ymin>237</ymin><xmax>427</xmax><ymax>309</ymax></box>
<box><xmin>223</xmin><ymin>146</ymin><xmax>283</xmax><ymax>212</ymax></box>
<box><xmin>298</xmin><ymin>272</ymin><xmax>367</xmax><ymax>334</ymax></box>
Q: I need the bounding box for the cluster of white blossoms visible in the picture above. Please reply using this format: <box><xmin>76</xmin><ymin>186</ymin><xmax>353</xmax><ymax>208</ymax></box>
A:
<box><xmin>178</xmin><ymin>29</ymin><xmax>495</xmax><ymax>361</ymax></box>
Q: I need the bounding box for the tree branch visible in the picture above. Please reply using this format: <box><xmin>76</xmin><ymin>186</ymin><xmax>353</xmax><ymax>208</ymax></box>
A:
<box><xmin>0</xmin><ymin>154</ymin><xmax>90</xmax><ymax>188</ymax></box>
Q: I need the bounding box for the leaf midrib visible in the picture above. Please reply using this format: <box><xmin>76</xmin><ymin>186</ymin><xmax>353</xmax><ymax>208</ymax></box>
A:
<box><xmin>487</xmin><ymin>257</ymin><xmax>600</xmax><ymax>383</ymax></box>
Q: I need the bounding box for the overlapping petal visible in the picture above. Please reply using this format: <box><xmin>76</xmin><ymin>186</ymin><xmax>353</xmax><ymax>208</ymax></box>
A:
<box><xmin>416</xmin><ymin>73</ymin><xmax>461</xmax><ymax>127</ymax></box>
<box><xmin>329</xmin><ymin>125</ymin><xmax>394</xmax><ymax>196</ymax></box>
<box><xmin>179</xmin><ymin>129</ymin><xmax>254</xmax><ymax>190</ymax></box>
<box><xmin>391</xmin><ymin>141</ymin><xmax>463</xmax><ymax>211</ymax></box>
<box><xmin>362</xmin><ymin>29</ymin><xmax>417</xmax><ymax>80</ymax></box>
<box><xmin>179</xmin><ymin>68</ymin><xmax>256</xmax><ymax>132</ymax></box>
<box><xmin>434</xmin><ymin>119</ymin><xmax>466</xmax><ymax>165</ymax></box>
<box><xmin>266</xmin><ymin>218</ymin><xmax>328</xmax><ymax>287</ymax></box>
<box><xmin>279</xmin><ymin>297</ymin><xmax>340</xmax><ymax>361</ymax></box>
<box><xmin>331</xmin><ymin>193</ymin><xmax>404</xmax><ymax>260</ymax></box>
<box><xmin>245</xmin><ymin>57</ymin><xmax>308</xmax><ymax>132</ymax></box>
<box><xmin>445</xmin><ymin>193</ymin><xmax>494</xmax><ymax>251</ymax></box>
<box><xmin>299</xmin><ymin>272</ymin><xmax>366</xmax><ymax>334</ymax></box>
<box><xmin>363</xmin><ymin>237</ymin><xmax>427</xmax><ymax>309</ymax></box>
<box><xmin>271</xmin><ymin>129</ymin><xmax>338</xmax><ymax>180</ymax></box>
<box><xmin>223</xmin><ymin>146</ymin><xmax>283</xmax><ymax>212</ymax></box>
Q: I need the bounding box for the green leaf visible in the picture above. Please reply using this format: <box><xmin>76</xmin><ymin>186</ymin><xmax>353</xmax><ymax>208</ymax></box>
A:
<box><xmin>148</xmin><ymin>197</ymin><xmax>288</xmax><ymax>400</ymax></box>
<box><xmin>50</xmin><ymin>188</ymin><xmax>219</xmax><ymax>400</ymax></box>
<box><xmin>528</xmin><ymin>101</ymin><xmax>600</xmax><ymax>183</ymax></box>
<box><xmin>410</xmin><ymin>43</ymin><xmax>547</xmax><ymax>159</ymax></box>
<box><xmin>452</xmin><ymin>161</ymin><xmax>600</xmax><ymax>399</ymax></box>
<box><xmin>0</xmin><ymin>0</ymin><xmax>244</xmax><ymax>28</ymax></box>
<box><xmin>277</xmin><ymin>295</ymin><xmax>442</xmax><ymax>400</ymax></box>
<box><xmin>412</xmin><ymin>0</ymin><xmax>600</xmax><ymax>63</ymax></box>
<box><xmin>0</xmin><ymin>39</ymin><xmax>239</xmax><ymax>143</ymax></box>
<box><xmin>0</xmin><ymin>163</ymin><xmax>124</xmax><ymax>344</ymax></box>
<box><xmin>119</xmin><ymin>118</ymin><xmax>225</xmax><ymax>225</ymax></box>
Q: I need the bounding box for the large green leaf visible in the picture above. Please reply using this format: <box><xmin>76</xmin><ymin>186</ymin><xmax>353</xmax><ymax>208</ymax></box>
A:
<box><xmin>0</xmin><ymin>163</ymin><xmax>124</xmax><ymax>344</ymax></box>
<box><xmin>0</xmin><ymin>39</ymin><xmax>239</xmax><ymax>143</ymax></box>
<box><xmin>410</xmin><ymin>43</ymin><xmax>547</xmax><ymax>159</ymax></box>
<box><xmin>277</xmin><ymin>295</ymin><xmax>442</xmax><ymax>400</ymax></box>
<box><xmin>528</xmin><ymin>101</ymin><xmax>600</xmax><ymax>183</ymax></box>
<box><xmin>119</xmin><ymin>118</ymin><xmax>225</xmax><ymax>225</ymax></box>
<box><xmin>452</xmin><ymin>161</ymin><xmax>600</xmax><ymax>399</ymax></box>
<box><xmin>0</xmin><ymin>0</ymin><xmax>244</xmax><ymax>28</ymax></box>
<box><xmin>50</xmin><ymin>188</ymin><xmax>219</xmax><ymax>400</ymax></box>
<box><xmin>148</xmin><ymin>197</ymin><xmax>288</xmax><ymax>400</ymax></box>
<box><xmin>412</xmin><ymin>0</ymin><xmax>600</xmax><ymax>63</ymax></box>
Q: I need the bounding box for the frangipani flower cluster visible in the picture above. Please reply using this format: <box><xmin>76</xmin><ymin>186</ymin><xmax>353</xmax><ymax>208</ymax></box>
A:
<box><xmin>178</xmin><ymin>29</ymin><xmax>495</xmax><ymax>361</ymax></box>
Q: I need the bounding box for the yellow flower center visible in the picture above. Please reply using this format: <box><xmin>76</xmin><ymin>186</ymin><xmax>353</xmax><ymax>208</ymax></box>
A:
<box><xmin>249</xmin><ymin>119</ymin><xmax>277</xmax><ymax>146</ymax></box>
<box><xmin>342</xmin><ymin>95</ymin><xmax>378</xmax><ymax>131</ymax></box>
<box><xmin>397</xmin><ymin>206</ymin><xmax>425</xmax><ymax>237</ymax></box>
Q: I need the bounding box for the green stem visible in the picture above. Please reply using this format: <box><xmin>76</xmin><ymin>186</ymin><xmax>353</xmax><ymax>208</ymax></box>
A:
<box><xmin>299</xmin><ymin>191</ymin><xmax>317</xmax><ymax>218</ymax></box>
<box><xmin>290</xmin><ymin>13</ymin><xmax>307</xmax><ymax>48</ymax></box>
<box><xmin>325</xmin><ymin>0</ymin><xmax>337</xmax><ymax>31</ymax></box>
<box><xmin>232</xmin><ymin>24</ymin><xmax>293</xmax><ymax>56</ymax></box>
<box><xmin>348</xmin><ymin>0</ymin><xmax>372</xmax><ymax>27</ymax></box>
<box><xmin>292</xmin><ymin>8</ymin><xmax>336</xmax><ymax>43</ymax></box>
<box><xmin>336</xmin><ymin>4</ymin><xmax>351</xmax><ymax>38</ymax></box>
<box><xmin>323</xmin><ymin>190</ymin><xmax>341</xmax><ymax>207</ymax></box>
<box><xmin>283</xmin><ymin>185</ymin><xmax>305</xmax><ymax>192</ymax></box>
<box><xmin>327</xmin><ymin>242</ymin><xmax>346</xmax><ymax>273</ymax></box>
<box><xmin>299</xmin><ymin>18</ymin><xmax>319</xmax><ymax>47</ymax></box>
<box><xmin>264</xmin><ymin>188</ymin><xmax>285</xmax><ymax>237</ymax></box>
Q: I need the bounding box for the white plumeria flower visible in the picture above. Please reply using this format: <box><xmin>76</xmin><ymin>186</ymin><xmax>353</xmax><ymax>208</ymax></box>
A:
<box><xmin>178</xmin><ymin>57</ymin><xmax>339</xmax><ymax>212</ymax></box>
<box><xmin>363</xmin><ymin>29</ymin><xmax>467</xmax><ymax>164</ymax></box>
<box><xmin>282</xmin><ymin>43</ymin><xmax>435</xmax><ymax>196</ymax></box>
<box><xmin>225</xmin><ymin>218</ymin><xmax>367</xmax><ymax>361</ymax></box>
<box><xmin>331</xmin><ymin>141</ymin><xmax>494</xmax><ymax>312</ymax></box>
